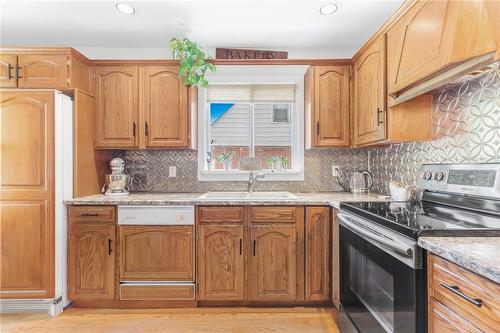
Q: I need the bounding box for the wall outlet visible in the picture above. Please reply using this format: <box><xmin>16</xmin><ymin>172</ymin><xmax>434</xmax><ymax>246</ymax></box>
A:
<box><xmin>332</xmin><ymin>165</ymin><xmax>340</xmax><ymax>177</ymax></box>
<box><xmin>169</xmin><ymin>166</ymin><xmax>177</xmax><ymax>178</ymax></box>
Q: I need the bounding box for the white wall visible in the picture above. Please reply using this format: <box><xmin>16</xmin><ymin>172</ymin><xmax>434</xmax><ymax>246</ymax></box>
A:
<box><xmin>74</xmin><ymin>46</ymin><xmax>350</xmax><ymax>60</ymax></box>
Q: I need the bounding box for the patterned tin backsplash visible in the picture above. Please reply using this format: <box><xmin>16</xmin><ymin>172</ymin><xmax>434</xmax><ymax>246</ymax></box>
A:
<box><xmin>115</xmin><ymin>148</ymin><xmax>367</xmax><ymax>193</ymax></box>
<box><xmin>369</xmin><ymin>66</ymin><xmax>500</xmax><ymax>194</ymax></box>
<box><xmin>115</xmin><ymin>66</ymin><xmax>499</xmax><ymax>195</ymax></box>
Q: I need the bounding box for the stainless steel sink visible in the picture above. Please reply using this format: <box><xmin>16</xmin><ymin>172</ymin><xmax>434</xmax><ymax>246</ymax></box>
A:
<box><xmin>197</xmin><ymin>191</ymin><xmax>298</xmax><ymax>201</ymax></box>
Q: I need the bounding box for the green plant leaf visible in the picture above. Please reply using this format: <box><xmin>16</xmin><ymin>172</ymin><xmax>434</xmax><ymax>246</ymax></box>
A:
<box><xmin>170</xmin><ymin>38</ymin><xmax>216</xmax><ymax>87</ymax></box>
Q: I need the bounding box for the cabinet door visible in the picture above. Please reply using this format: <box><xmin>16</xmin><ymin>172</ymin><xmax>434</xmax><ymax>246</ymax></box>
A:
<box><xmin>120</xmin><ymin>226</ymin><xmax>193</xmax><ymax>280</ymax></box>
<box><xmin>17</xmin><ymin>54</ymin><xmax>69</xmax><ymax>88</ymax></box>
<box><xmin>198</xmin><ymin>225</ymin><xmax>244</xmax><ymax>300</ymax></box>
<box><xmin>68</xmin><ymin>224</ymin><xmax>115</xmax><ymax>300</ymax></box>
<box><xmin>314</xmin><ymin>66</ymin><xmax>350</xmax><ymax>147</ymax></box>
<box><xmin>331</xmin><ymin>209</ymin><xmax>340</xmax><ymax>308</ymax></box>
<box><xmin>305</xmin><ymin>207</ymin><xmax>330</xmax><ymax>301</ymax></box>
<box><xmin>354</xmin><ymin>35</ymin><xmax>386</xmax><ymax>146</ymax></box>
<box><xmin>1</xmin><ymin>92</ymin><xmax>55</xmax><ymax>299</ymax></box>
<box><xmin>141</xmin><ymin>66</ymin><xmax>189</xmax><ymax>148</ymax></box>
<box><xmin>0</xmin><ymin>54</ymin><xmax>17</xmax><ymax>88</ymax></box>
<box><xmin>94</xmin><ymin>66</ymin><xmax>139</xmax><ymax>148</ymax></box>
<box><xmin>249</xmin><ymin>225</ymin><xmax>297</xmax><ymax>301</ymax></box>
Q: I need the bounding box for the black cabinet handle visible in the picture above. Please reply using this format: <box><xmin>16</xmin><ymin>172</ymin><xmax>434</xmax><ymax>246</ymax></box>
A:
<box><xmin>133</xmin><ymin>122</ymin><xmax>136</xmax><ymax>137</ymax></box>
<box><xmin>316</xmin><ymin>121</ymin><xmax>320</xmax><ymax>135</ymax></box>
<box><xmin>145</xmin><ymin>122</ymin><xmax>149</xmax><ymax>136</ymax></box>
<box><xmin>252</xmin><ymin>240</ymin><xmax>256</xmax><ymax>256</ymax></box>
<box><xmin>377</xmin><ymin>108</ymin><xmax>384</xmax><ymax>125</ymax></box>
<box><xmin>239</xmin><ymin>238</ymin><xmax>242</xmax><ymax>255</ymax></box>
<box><xmin>15</xmin><ymin>64</ymin><xmax>22</xmax><ymax>79</ymax></box>
<box><xmin>7</xmin><ymin>64</ymin><xmax>14</xmax><ymax>79</ymax></box>
<box><xmin>441</xmin><ymin>283</ymin><xmax>482</xmax><ymax>308</ymax></box>
<box><xmin>108</xmin><ymin>239</ymin><xmax>113</xmax><ymax>255</ymax></box>
<box><xmin>80</xmin><ymin>212</ymin><xmax>98</xmax><ymax>217</ymax></box>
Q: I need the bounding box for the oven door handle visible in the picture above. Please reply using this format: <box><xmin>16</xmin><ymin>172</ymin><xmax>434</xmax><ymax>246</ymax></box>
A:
<box><xmin>338</xmin><ymin>213</ymin><xmax>413</xmax><ymax>257</ymax></box>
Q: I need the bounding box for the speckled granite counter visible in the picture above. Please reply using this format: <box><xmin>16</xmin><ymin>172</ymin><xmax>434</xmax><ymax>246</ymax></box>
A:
<box><xmin>64</xmin><ymin>192</ymin><xmax>389</xmax><ymax>209</ymax></box>
<box><xmin>419</xmin><ymin>237</ymin><xmax>500</xmax><ymax>284</ymax></box>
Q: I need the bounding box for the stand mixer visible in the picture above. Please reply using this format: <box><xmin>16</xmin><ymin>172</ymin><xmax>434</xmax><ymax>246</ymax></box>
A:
<box><xmin>102</xmin><ymin>158</ymin><xmax>129</xmax><ymax>196</ymax></box>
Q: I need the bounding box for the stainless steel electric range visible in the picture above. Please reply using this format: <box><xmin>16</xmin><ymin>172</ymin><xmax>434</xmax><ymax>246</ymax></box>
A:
<box><xmin>338</xmin><ymin>163</ymin><xmax>500</xmax><ymax>333</ymax></box>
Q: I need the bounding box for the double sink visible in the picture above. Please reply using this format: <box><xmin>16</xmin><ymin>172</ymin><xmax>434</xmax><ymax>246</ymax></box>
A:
<box><xmin>197</xmin><ymin>191</ymin><xmax>298</xmax><ymax>201</ymax></box>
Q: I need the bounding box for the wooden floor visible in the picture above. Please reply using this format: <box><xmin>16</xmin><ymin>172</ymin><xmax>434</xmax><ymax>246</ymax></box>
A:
<box><xmin>1</xmin><ymin>307</ymin><xmax>340</xmax><ymax>333</ymax></box>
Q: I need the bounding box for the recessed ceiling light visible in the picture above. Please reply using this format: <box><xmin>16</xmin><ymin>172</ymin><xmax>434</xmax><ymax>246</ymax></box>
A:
<box><xmin>116</xmin><ymin>3</ymin><xmax>135</xmax><ymax>15</ymax></box>
<box><xmin>319</xmin><ymin>3</ymin><xmax>338</xmax><ymax>15</ymax></box>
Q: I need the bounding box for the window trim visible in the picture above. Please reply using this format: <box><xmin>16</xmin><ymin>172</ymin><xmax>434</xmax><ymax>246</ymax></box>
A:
<box><xmin>197</xmin><ymin>75</ymin><xmax>305</xmax><ymax>181</ymax></box>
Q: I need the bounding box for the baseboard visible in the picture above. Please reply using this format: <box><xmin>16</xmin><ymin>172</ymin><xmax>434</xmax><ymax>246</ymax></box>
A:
<box><xmin>0</xmin><ymin>297</ymin><xmax>65</xmax><ymax>316</ymax></box>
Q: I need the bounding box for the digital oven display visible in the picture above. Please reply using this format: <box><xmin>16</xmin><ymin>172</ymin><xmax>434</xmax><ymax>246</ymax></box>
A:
<box><xmin>447</xmin><ymin>170</ymin><xmax>497</xmax><ymax>187</ymax></box>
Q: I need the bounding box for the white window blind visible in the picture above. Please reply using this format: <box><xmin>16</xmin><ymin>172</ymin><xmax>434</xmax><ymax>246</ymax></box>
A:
<box><xmin>207</xmin><ymin>84</ymin><xmax>296</xmax><ymax>103</ymax></box>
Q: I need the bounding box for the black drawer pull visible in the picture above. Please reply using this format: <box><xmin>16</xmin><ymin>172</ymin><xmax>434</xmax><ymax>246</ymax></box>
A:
<box><xmin>239</xmin><ymin>238</ymin><xmax>242</xmax><ymax>255</ymax></box>
<box><xmin>441</xmin><ymin>283</ymin><xmax>483</xmax><ymax>308</ymax></box>
<box><xmin>252</xmin><ymin>240</ymin><xmax>256</xmax><ymax>256</ymax></box>
<box><xmin>8</xmin><ymin>64</ymin><xmax>14</xmax><ymax>79</ymax></box>
<box><xmin>80</xmin><ymin>212</ymin><xmax>98</xmax><ymax>217</ymax></box>
<box><xmin>108</xmin><ymin>239</ymin><xmax>113</xmax><ymax>255</ymax></box>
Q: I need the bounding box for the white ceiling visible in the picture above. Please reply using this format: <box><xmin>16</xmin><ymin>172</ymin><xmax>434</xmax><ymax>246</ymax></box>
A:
<box><xmin>0</xmin><ymin>0</ymin><xmax>404</xmax><ymax>59</ymax></box>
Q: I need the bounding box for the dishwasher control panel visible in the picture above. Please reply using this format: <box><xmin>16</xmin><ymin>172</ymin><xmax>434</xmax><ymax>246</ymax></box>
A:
<box><xmin>118</xmin><ymin>205</ymin><xmax>195</xmax><ymax>225</ymax></box>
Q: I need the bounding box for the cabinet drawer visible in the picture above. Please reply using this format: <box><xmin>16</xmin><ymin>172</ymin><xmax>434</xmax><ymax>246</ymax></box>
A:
<box><xmin>198</xmin><ymin>206</ymin><xmax>244</xmax><ymax>224</ymax></box>
<box><xmin>429</xmin><ymin>298</ymin><xmax>482</xmax><ymax>333</ymax></box>
<box><xmin>250</xmin><ymin>206</ymin><xmax>297</xmax><ymax>223</ymax></box>
<box><xmin>429</xmin><ymin>254</ymin><xmax>500</xmax><ymax>332</ymax></box>
<box><xmin>120</xmin><ymin>284</ymin><xmax>195</xmax><ymax>301</ymax></box>
<box><xmin>69</xmin><ymin>206</ymin><xmax>116</xmax><ymax>222</ymax></box>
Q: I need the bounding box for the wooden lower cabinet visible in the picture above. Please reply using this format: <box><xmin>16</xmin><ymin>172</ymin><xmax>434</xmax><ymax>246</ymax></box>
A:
<box><xmin>120</xmin><ymin>226</ymin><xmax>193</xmax><ymax>281</ymax></box>
<box><xmin>249</xmin><ymin>225</ymin><xmax>297</xmax><ymax>301</ymax></box>
<box><xmin>305</xmin><ymin>207</ymin><xmax>330</xmax><ymax>301</ymax></box>
<box><xmin>68</xmin><ymin>224</ymin><xmax>115</xmax><ymax>300</ymax></box>
<box><xmin>197</xmin><ymin>225</ymin><xmax>245</xmax><ymax>300</ymax></box>
<box><xmin>331</xmin><ymin>209</ymin><xmax>340</xmax><ymax>308</ymax></box>
<box><xmin>428</xmin><ymin>254</ymin><xmax>500</xmax><ymax>332</ymax></box>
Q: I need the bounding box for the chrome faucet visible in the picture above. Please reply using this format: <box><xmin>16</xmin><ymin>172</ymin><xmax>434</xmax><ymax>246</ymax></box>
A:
<box><xmin>248</xmin><ymin>171</ymin><xmax>265</xmax><ymax>193</ymax></box>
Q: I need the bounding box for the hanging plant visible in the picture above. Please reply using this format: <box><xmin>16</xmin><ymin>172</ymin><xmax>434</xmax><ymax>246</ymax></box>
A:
<box><xmin>169</xmin><ymin>38</ymin><xmax>216</xmax><ymax>87</ymax></box>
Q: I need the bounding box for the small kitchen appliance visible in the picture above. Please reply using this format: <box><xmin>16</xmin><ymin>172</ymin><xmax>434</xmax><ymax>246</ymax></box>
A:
<box><xmin>338</xmin><ymin>163</ymin><xmax>500</xmax><ymax>333</ymax></box>
<box><xmin>102</xmin><ymin>158</ymin><xmax>129</xmax><ymax>196</ymax></box>
<box><xmin>337</xmin><ymin>170</ymin><xmax>374</xmax><ymax>193</ymax></box>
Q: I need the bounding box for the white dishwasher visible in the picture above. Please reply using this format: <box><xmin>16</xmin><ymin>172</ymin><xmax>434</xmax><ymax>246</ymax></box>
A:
<box><xmin>117</xmin><ymin>206</ymin><xmax>195</xmax><ymax>301</ymax></box>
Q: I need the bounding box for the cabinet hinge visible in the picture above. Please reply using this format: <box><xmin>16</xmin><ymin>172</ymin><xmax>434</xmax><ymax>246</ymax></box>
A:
<box><xmin>66</xmin><ymin>58</ymin><xmax>71</xmax><ymax>67</ymax></box>
<box><xmin>66</xmin><ymin>78</ymin><xmax>71</xmax><ymax>86</ymax></box>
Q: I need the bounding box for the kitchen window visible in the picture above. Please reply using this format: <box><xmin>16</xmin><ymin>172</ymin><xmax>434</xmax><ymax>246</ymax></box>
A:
<box><xmin>198</xmin><ymin>75</ymin><xmax>305</xmax><ymax>181</ymax></box>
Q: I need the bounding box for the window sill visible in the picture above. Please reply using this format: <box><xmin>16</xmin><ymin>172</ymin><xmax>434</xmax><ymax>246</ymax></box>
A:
<box><xmin>198</xmin><ymin>169</ymin><xmax>304</xmax><ymax>181</ymax></box>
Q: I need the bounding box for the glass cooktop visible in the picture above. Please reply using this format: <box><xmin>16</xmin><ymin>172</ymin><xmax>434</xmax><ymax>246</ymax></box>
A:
<box><xmin>340</xmin><ymin>200</ymin><xmax>500</xmax><ymax>239</ymax></box>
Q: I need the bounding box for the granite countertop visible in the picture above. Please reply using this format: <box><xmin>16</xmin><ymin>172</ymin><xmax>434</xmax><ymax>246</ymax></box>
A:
<box><xmin>419</xmin><ymin>237</ymin><xmax>500</xmax><ymax>284</ymax></box>
<box><xmin>64</xmin><ymin>191</ymin><xmax>389</xmax><ymax>209</ymax></box>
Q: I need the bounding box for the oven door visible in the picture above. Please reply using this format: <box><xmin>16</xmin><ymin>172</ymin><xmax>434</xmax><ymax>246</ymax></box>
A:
<box><xmin>338</xmin><ymin>213</ymin><xmax>426</xmax><ymax>333</ymax></box>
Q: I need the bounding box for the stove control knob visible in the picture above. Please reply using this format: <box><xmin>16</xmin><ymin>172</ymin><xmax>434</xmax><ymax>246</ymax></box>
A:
<box><xmin>422</xmin><ymin>171</ymin><xmax>432</xmax><ymax>180</ymax></box>
<box><xmin>434</xmin><ymin>172</ymin><xmax>445</xmax><ymax>181</ymax></box>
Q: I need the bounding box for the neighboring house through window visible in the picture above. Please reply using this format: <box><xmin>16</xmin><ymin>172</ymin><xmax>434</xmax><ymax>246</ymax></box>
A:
<box><xmin>197</xmin><ymin>66</ymin><xmax>306</xmax><ymax>181</ymax></box>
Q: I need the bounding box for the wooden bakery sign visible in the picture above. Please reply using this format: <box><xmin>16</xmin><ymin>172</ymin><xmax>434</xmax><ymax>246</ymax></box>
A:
<box><xmin>216</xmin><ymin>48</ymin><xmax>288</xmax><ymax>60</ymax></box>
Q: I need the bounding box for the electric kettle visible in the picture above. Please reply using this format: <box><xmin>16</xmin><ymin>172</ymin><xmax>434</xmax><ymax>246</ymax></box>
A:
<box><xmin>349</xmin><ymin>170</ymin><xmax>374</xmax><ymax>193</ymax></box>
<box><xmin>337</xmin><ymin>169</ymin><xmax>374</xmax><ymax>193</ymax></box>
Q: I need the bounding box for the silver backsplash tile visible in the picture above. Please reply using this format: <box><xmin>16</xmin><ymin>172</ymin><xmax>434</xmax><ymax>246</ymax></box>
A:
<box><xmin>370</xmin><ymin>66</ymin><xmax>500</xmax><ymax>194</ymax></box>
<box><xmin>115</xmin><ymin>66</ymin><xmax>499</xmax><ymax>195</ymax></box>
<box><xmin>115</xmin><ymin>148</ymin><xmax>368</xmax><ymax>192</ymax></box>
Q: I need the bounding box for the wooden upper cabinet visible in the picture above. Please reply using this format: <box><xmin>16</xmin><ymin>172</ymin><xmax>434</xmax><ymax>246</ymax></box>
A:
<box><xmin>353</xmin><ymin>35</ymin><xmax>387</xmax><ymax>146</ymax></box>
<box><xmin>141</xmin><ymin>66</ymin><xmax>189</xmax><ymax>148</ymax></box>
<box><xmin>387</xmin><ymin>0</ymin><xmax>498</xmax><ymax>96</ymax></box>
<box><xmin>197</xmin><ymin>225</ymin><xmax>245</xmax><ymax>300</ymax></box>
<box><xmin>305</xmin><ymin>65</ymin><xmax>350</xmax><ymax>148</ymax></box>
<box><xmin>305</xmin><ymin>207</ymin><xmax>330</xmax><ymax>301</ymax></box>
<box><xmin>120</xmin><ymin>226</ymin><xmax>193</xmax><ymax>281</ymax></box>
<box><xmin>68</xmin><ymin>224</ymin><xmax>115</xmax><ymax>300</ymax></box>
<box><xmin>0</xmin><ymin>54</ymin><xmax>17</xmax><ymax>88</ymax></box>
<box><xmin>94</xmin><ymin>66</ymin><xmax>139</xmax><ymax>148</ymax></box>
<box><xmin>17</xmin><ymin>54</ymin><xmax>69</xmax><ymax>88</ymax></box>
<box><xmin>249</xmin><ymin>225</ymin><xmax>297</xmax><ymax>301</ymax></box>
<box><xmin>1</xmin><ymin>91</ymin><xmax>55</xmax><ymax>299</ymax></box>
